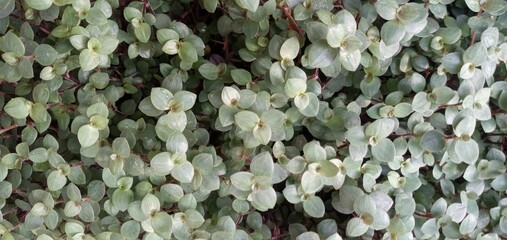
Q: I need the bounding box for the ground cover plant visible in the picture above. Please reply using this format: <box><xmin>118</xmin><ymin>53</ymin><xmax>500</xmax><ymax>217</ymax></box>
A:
<box><xmin>0</xmin><ymin>0</ymin><xmax>507</xmax><ymax>239</ymax></box>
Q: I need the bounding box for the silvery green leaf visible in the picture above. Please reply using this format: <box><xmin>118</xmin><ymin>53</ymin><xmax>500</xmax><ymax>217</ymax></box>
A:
<box><xmin>303</xmin><ymin>195</ymin><xmax>325</xmax><ymax>218</ymax></box>
<box><xmin>374</xmin><ymin>0</ymin><xmax>398</xmax><ymax>20</ymax></box>
<box><xmin>463</xmin><ymin>43</ymin><xmax>487</xmax><ymax>66</ymax></box>
<box><xmin>301</xmin><ymin>171</ymin><xmax>323</xmax><ymax>194</ymax></box>
<box><xmin>346</xmin><ymin>217</ymin><xmax>369</xmax><ymax>237</ymax></box>
<box><xmin>221</xmin><ymin>87</ymin><xmax>240</xmax><ymax>107</ymax></box>
<box><xmin>235</xmin><ymin>0</ymin><xmax>259</xmax><ymax>12</ymax></box>
<box><xmin>231</xmin><ymin>172</ymin><xmax>254</xmax><ymax>191</ymax></box>
<box><xmin>339</xmin><ymin>49</ymin><xmax>361</xmax><ymax>71</ymax></box>
<box><xmin>141</xmin><ymin>193</ymin><xmax>160</xmax><ymax>216</ymax></box>
<box><xmin>304</xmin><ymin>40</ymin><xmax>337</xmax><ymax>68</ymax></box>
<box><xmin>285</xmin><ymin>78</ymin><xmax>307</xmax><ymax>98</ymax></box>
<box><xmin>353</xmin><ymin>195</ymin><xmax>377</xmax><ymax>216</ymax></box>
<box><xmin>251</xmin><ymin>152</ymin><xmax>274</xmax><ymax>177</ymax></box>
<box><xmin>280</xmin><ymin>37</ymin><xmax>300</xmax><ymax>60</ymax></box>
<box><xmin>298</xmin><ymin>92</ymin><xmax>320</xmax><ymax>117</ymax></box>
<box><xmin>371</xmin><ymin>138</ymin><xmax>395</xmax><ymax>162</ymax></box>
<box><xmin>234</xmin><ymin>110</ymin><xmax>259</xmax><ymax>131</ymax></box>
<box><xmin>150</xmin><ymin>152</ymin><xmax>173</xmax><ymax>175</ymax></box>
<box><xmin>171</xmin><ymin>161</ymin><xmax>194</xmax><ymax>183</ymax></box>
<box><xmin>152</xmin><ymin>212</ymin><xmax>173</xmax><ymax>239</ymax></box>
<box><xmin>446</xmin><ymin>203</ymin><xmax>466</xmax><ymax>223</ymax></box>
<box><xmin>248</xmin><ymin>187</ymin><xmax>276</xmax><ymax>211</ymax></box>
<box><xmin>454</xmin><ymin>139</ymin><xmax>479</xmax><ymax>164</ymax></box>
<box><xmin>253</xmin><ymin>123</ymin><xmax>272</xmax><ymax>145</ymax></box>
<box><xmin>296</xmin><ymin>232</ymin><xmax>320</xmax><ymax>240</ymax></box>
<box><xmin>326</xmin><ymin>24</ymin><xmax>347</xmax><ymax>48</ymax></box>
<box><xmin>381</xmin><ymin>20</ymin><xmax>406</xmax><ymax>46</ymax></box>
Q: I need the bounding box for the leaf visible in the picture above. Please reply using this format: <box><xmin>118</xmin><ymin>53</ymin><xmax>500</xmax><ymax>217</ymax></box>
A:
<box><xmin>173</xmin><ymin>91</ymin><xmax>196</xmax><ymax>111</ymax></box>
<box><xmin>141</xmin><ymin>193</ymin><xmax>160</xmax><ymax>216</ymax></box>
<box><xmin>374</xmin><ymin>0</ymin><xmax>398</xmax><ymax>20</ymax></box>
<box><xmin>280</xmin><ymin>37</ymin><xmax>300</xmax><ymax>60</ymax></box>
<box><xmin>251</xmin><ymin>152</ymin><xmax>274</xmax><ymax>177</ymax></box>
<box><xmin>150</xmin><ymin>87</ymin><xmax>173</xmax><ymax>111</ymax></box>
<box><xmin>465</xmin><ymin>0</ymin><xmax>480</xmax><ymax>12</ymax></box>
<box><xmin>112</xmin><ymin>189</ymin><xmax>134</xmax><ymax>211</ymax></box>
<box><xmin>303</xmin><ymin>195</ymin><xmax>325</xmax><ymax>218</ymax></box>
<box><xmin>135</xmin><ymin>22</ymin><xmax>151</xmax><ymax>43</ymax></box>
<box><xmin>420</xmin><ymin>130</ymin><xmax>446</xmax><ymax>152</ymax></box>
<box><xmin>79</xmin><ymin>49</ymin><xmax>100</xmax><ymax>71</ymax></box>
<box><xmin>454</xmin><ymin>139</ymin><xmax>479</xmax><ymax>164</ymax></box>
<box><xmin>178</xmin><ymin>42</ymin><xmax>198</xmax><ymax>63</ymax></box>
<box><xmin>77</xmin><ymin>124</ymin><xmax>99</xmax><ymax>147</ymax></box>
<box><xmin>371</xmin><ymin>138</ymin><xmax>395</xmax><ymax>162</ymax></box>
<box><xmin>231</xmin><ymin>172</ymin><xmax>254</xmax><ymax>191</ymax></box>
<box><xmin>305</xmin><ymin>40</ymin><xmax>337</xmax><ymax>68</ymax></box>
<box><xmin>34</xmin><ymin>44</ymin><xmax>58</xmax><ymax>66</ymax></box>
<box><xmin>152</xmin><ymin>212</ymin><xmax>173</xmax><ymax>239</ymax></box>
<box><xmin>47</xmin><ymin>170</ymin><xmax>67</xmax><ymax>191</ymax></box>
<box><xmin>230</xmin><ymin>69</ymin><xmax>252</xmax><ymax>85</ymax></box>
<box><xmin>25</xmin><ymin>0</ymin><xmax>52</xmax><ymax>10</ymax></box>
<box><xmin>248</xmin><ymin>187</ymin><xmax>276</xmax><ymax>211</ymax></box>
<box><xmin>162</xmin><ymin>40</ymin><xmax>179</xmax><ymax>55</ymax></box>
<box><xmin>463</xmin><ymin>43</ymin><xmax>487</xmax><ymax>66</ymax></box>
<box><xmin>381</xmin><ymin>20</ymin><xmax>406</xmax><ymax>46</ymax></box>
<box><xmin>354</xmin><ymin>195</ymin><xmax>377</xmax><ymax>216</ymax></box>
<box><xmin>303</xmin><ymin>141</ymin><xmax>327</xmax><ymax>162</ymax></box>
<box><xmin>326</xmin><ymin>24</ymin><xmax>347</xmax><ymax>48</ymax></box>
<box><xmin>0</xmin><ymin>0</ymin><xmax>14</xmax><ymax>18</ymax></box>
<box><xmin>86</xmin><ymin>7</ymin><xmax>107</xmax><ymax>25</ymax></box>
<box><xmin>150</xmin><ymin>152</ymin><xmax>174</xmax><ymax>175</ymax></box>
<box><xmin>234</xmin><ymin>111</ymin><xmax>259</xmax><ymax>131</ymax></box>
<box><xmin>346</xmin><ymin>217</ymin><xmax>369</xmax><ymax>237</ymax></box>
<box><xmin>203</xmin><ymin>0</ymin><xmax>218</xmax><ymax>12</ymax></box>
<box><xmin>235</xmin><ymin>0</ymin><xmax>259</xmax><ymax>12</ymax></box>
<box><xmin>285</xmin><ymin>78</ymin><xmax>307</xmax><ymax>98</ymax></box>
<box><xmin>301</xmin><ymin>171</ymin><xmax>323</xmax><ymax>194</ymax></box>
<box><xmin>199</xmin><ymin>63</ymin><xmax>219</xmax><ymax>80</ymax></box>
<box><xmin>447</xmin><ymin>203</ymin><xmax>466</xmax><ymax>223</ymax></box>
<box><xmin>171</xmin><ymin>161</ymin><xmax>194</xmax><ymax>183</ymax></box>
<box><xmin>4</xmin><ymin>97</ymin><xmax>31</xmax><ymax>119</ymax></box>
<box><xmin>221</xmin><ymin>87</ymin><xmax>240</xmax><ymax>106</ymax></box>
<box><xmin>253</xmin><ymin>123</ymin><xmax>272</xmax><ymax>145</ymax></box>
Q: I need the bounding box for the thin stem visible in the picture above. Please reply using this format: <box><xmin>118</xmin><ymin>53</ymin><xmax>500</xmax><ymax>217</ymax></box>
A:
<box><xmin>281</xmin><ymin>7</ymin><xmax>303</xmax><ymax>37</ymax></box>
<box><xmin>0</xmin><ymin>123</ymin><xmax>18</xmax><ymax>135</ymax></box>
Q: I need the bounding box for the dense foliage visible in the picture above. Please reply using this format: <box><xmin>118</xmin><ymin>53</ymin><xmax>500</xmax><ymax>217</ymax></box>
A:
<box><xmin>0</xmin><ymin>0</ymin><xmax>507</xmax><ymax>239</ymax></box>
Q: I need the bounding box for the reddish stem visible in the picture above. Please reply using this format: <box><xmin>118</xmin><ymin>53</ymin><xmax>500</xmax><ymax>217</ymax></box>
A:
<box><xmin>0</xmin><ymin>123</ymin><xmax>18</xmax><ymax>135</ymax></box>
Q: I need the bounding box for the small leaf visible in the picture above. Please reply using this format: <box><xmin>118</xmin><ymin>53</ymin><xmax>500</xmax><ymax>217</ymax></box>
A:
<box><xmin>234</xmin><ymin>111</ymin><xmax>259</xmax><ymax>131</ymax></box>
<box><xmin>420</xmin><ymin>130</ymin><xmax>446</xmax><ymax>152</ymax></box>
<box><xmin>301</xmin><ymin>171</ymin><xmax>323</xmax><ymax>194</ymax></box>
<box><xmin>77</xmin><ymin>124</ymin><xmax>99</xmax><ymax>147</ymax></box>
<box><xmin>141</xmin><ymin>193</ymin><xmax>160</xmax><ymax>216</ymax></box>
<box><xmin>250</xmin><ymin>152</ymin><xmax>274</xmax><ymax>177</ymax></box>
<box><xmin>135</xmin><ymin>22</ymin><xmax>151</xmax><ymax>43</ymax></box>
<box><xmin>152</xmin><ymin>212</ymin><xmax>173</xmax><ymax>239</ymax></box>
<box><xmin>280</xmin><ymin>37</ymin><xmax>300</xmax><ymax>60</ymax></box>
<box><xmin>203</xmin><ymin>0</ymin><xmax>218</xmax><ymax>12</ymax></box>
<box><xmin>4</xmin><ymin>97</ymin><xmax>31</xmax><ymax>119</ymax></box>
<box><xmin>79</xmin><ymin>49</ymin><xmax>100</xmax><ymax>71</ymax></box>
<box><xmin>346</xmin><ymin>217</ymin><xmax>369</xmax><ymax>237</ymax></box>
<box><xmin>178</xmin><ymin>42</ymin><xmax>198</xmax><ymax>63</ymax></box>
<box><xmin>235</xmin><ymin>0</ymin><xmax>259</xmax><ymax>12</ymax></box>
<box><xmin>25</xmin><ymin>0</ymin><xmax>52</xmax><ymax>10</ymax></box>
<box><xmin>230</xmin><ymin>69</ymin><xmax>252</xmax><ymax>85</ymax></box>
<box><xmin>231</xmin><ymin>172</ymin><xmax>254</xmax><ymax>191</ymax></box>
<box><xmin>381</xmin><ymin>20</ymin><xmax>405</xmax><ymax>46</ymax></box>
<box><xmin>150</xmin><ymin>152</ymin><xmax>174</xmax><ymax>175</ymax></box>
<box><xmin>303</xmin><ymin>195</ymin><xmax>325</xmax><ymax>218</ymax></box>
<box><xmin>285</xmin><ymin>78</ymin><xmax>307</xmax><ymax>98</ymax></box>
<box><xmin>47</xmin><ymin>170</ymin><xmax>67</xmax><ymax>191</ymax></box>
